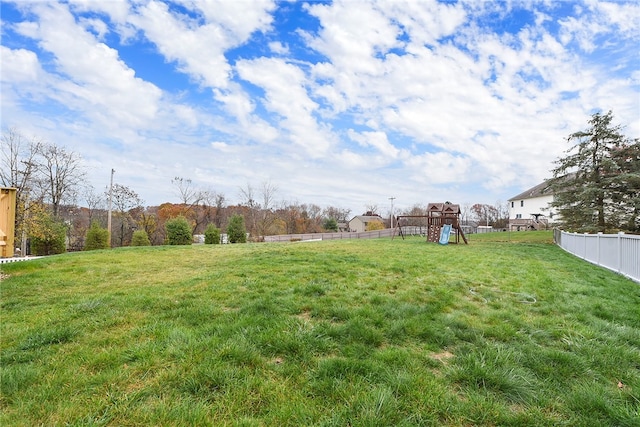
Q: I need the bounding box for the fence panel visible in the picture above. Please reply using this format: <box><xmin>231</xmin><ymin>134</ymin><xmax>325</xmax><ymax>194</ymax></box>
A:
<box><xmin>555</xmin><ymin>230</ymin><xmax>639</xmax><ymax>283</ymax></box>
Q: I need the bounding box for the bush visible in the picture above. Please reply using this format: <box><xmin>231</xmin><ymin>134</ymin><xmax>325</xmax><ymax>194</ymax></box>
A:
<box><xmin>204</xmin><ymin>224</ymin><xmax>221</xmax><ymax>244</ymax></box>
<box><xmin>165</xmin><ymin>216</ymin><xmax>192</xmax><ymax>245</ymax></box>
<box><xmin>31</xmin><ymin>221</ymin><xmax>67</xmax><ymax>255</ymax></box>
<box><xmin>84</xmin><ymin>221</ymin><xmax>109</xmax><ymax>250</ymax></box>
<box><xmin>323</xmin><ymin>218</ymin><xmax>338</xmax><ymax>232</ymax></box>
<box><xmin>227</xmin><ymin>214</ymin><xmax>247</xmax><ymax>243</ymax></box>
<box><xmin>366</xmin><ymin>220</ymin><xmax>385</xmax><ymax>231</ymax></box>
<box><xmin>26</xmin><ymin>204</ymin><xmax>67</xmax><ymax>256</ymax></box>
<box><xmin>131</xmin><ymin>230</ymin><xmax>151</xmax><ymax>246</ymax></box>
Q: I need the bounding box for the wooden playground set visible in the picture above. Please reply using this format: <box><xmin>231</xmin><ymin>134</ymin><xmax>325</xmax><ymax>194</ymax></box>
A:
<box><xmin>393</xmin><ymin>202</ymin><xmax>468</xmax><ymax>245</ymax></box>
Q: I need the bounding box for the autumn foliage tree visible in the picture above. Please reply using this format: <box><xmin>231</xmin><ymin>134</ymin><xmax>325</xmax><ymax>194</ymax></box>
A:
<box><xmin>366</xmin><ymin>220</ymin><xmax>385</xmax><ymax>231</ymax></box>
<box><xmin>26</xmin><ymin>202</ymin><xmax>67</xmax><ymax>255</ymax></box>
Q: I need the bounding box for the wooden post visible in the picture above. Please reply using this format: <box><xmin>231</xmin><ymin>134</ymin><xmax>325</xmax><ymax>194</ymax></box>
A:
<box><xmin>0</xmin><ymin>188</ymin><xmax>17</xmax><ymax>258</ymax></box>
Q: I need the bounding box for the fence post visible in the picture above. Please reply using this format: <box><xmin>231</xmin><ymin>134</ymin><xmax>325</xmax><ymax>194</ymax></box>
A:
<box><xmin>597</xmin><ymin>232</ymin><xmax>602</xmax><ymax>266</ymax></box>
<box><xmin>618</xmin><ymin>232</ymin><xmax>624</xmax><ymax>274</ymax></box>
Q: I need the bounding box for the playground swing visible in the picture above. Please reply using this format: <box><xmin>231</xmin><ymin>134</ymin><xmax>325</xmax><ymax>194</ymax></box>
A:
<box><xmin>393</xmin><ymin>202</ymin><xmax>468</xmax><ymax>245</ymax></box>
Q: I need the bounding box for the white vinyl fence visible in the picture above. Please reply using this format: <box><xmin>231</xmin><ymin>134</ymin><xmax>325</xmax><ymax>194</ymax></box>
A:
<box><xmin>554</xmin><ymin>230</ymin><xmax>640</xmax><ymax>283</ymax></box>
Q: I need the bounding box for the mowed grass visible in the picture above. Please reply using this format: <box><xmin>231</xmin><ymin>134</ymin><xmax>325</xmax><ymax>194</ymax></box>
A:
<box><xmin>1</xmin><ymin>231</ymin><xmax>639</xmax><ymax>426</ymax></box>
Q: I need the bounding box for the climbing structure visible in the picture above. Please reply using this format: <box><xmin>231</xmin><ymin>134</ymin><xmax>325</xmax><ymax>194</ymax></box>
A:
<box><xmin>426</xmin><ymin>202</ymin><xmax>468</xmax><ymax>244</ymax></box>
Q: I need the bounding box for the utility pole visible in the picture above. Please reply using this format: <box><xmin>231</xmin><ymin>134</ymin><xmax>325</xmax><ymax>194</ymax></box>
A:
<box><xmin>21</xmin><ymin>190</ymin><xmax>29</xmax><ymax>256</ymax></box>
<box><xmin>389</xmin><ymin>196</ymin><xmax>396</xmax><ymax>229</ymax></box>
<box><xmin>107</xmin><ymin>169</ymin><xmax>114</xmax><ymax>247</ymax></box>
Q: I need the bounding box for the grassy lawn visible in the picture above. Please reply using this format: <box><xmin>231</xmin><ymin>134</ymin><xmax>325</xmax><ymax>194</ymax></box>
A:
<box><xmin>1</xmin><ymin>231</ymin><xmax>639</xmax><ymax>426</ymax></box>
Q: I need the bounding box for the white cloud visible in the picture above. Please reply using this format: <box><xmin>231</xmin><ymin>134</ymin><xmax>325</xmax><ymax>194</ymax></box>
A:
<box><xmin>348</xmin><ymin>129</ymin><xmax>401</xmax><ymax>159</ymax></box>
<box><xmin>130</xmin><ymin>1</ymin><xmax>233</xmax><ymax>89</ymax></box>
<box><xmin>406</xmin><ymin>151</ymin><xmax>472</xmax><ymax>185</ymax></box>
<box><xmin>305</xmin><ymin>0</ymin><xmax>402</xmax><ymax>73</ymax></box>
<box><xmin>235</xmin><ymin>56</ymin><xmax>333</xmax><ymax>156</ymax></box>
<box><xmin>78</xmin><ymin>17</ymin><xmax>109</xmax><ymax>39</ymax></box>
<box><xmin>2</xmin><ymin>0</ymin><xmax>638</xmax><ymax>213</ymax></box>
<box><xmin>186</xmin><ymin>0</ymin><xmax>276</xmax><ymax>40</ymax></box>
<box><xmin>0</xmin><ymin>46</ymin><xmax>44</xmax><ymax>83</ymax></box>
<box><xmin>14</xmin><ymin>2</ymin><xmax>163</xmax><ymax>131</ymax></box>
<box><xmin>128</xmin><ymin>0</ymin><xmax>275</xmax><ymax>90</ymax></box>
<box><xmin>268</xmin><ymin>41</ymin><xmax>288</xmax><ymax>55</ymax></box>
<box><xmin>589</xmin><ymin>0</ymin><xmax>640</xmax><ymax>38</ymax></box>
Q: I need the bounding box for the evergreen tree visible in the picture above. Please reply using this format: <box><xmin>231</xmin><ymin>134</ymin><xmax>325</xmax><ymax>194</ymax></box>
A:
<box><xmin>84</xmin><ymin>221</ymin><xmax>109</xmax><ymax>250</ymax></box>
<box><xmin>227</xmin><ymin>214</ymin><xmax>247</xmax><ymax>243</ymax></box>
<box><xmin>204</xmin><ymin>224</ymin><xmax>221</xmax><ymax>244</ymax></box>
<box><xmin>609</xmin><ymin>140</ymin><xmax>640</xmax><ymax>232</ymax></box>
<box><xmin>323</xmin><ymin>217</ymin><xmax>338</xmax><ymax>232</ymax></box>
<box><xmin>131</xmin><ymin>229</ymin><xmax>151</xmax><ymax>246</ymax></box>
<box><xmin>549</xmin><ymin>111</ymin><xmax>639</xmax><ymax>232</ymax></box>
<box><xmin>165</xmin><ymin>216</ymin><xmax>192</xmax><ymax>245</ymax></box>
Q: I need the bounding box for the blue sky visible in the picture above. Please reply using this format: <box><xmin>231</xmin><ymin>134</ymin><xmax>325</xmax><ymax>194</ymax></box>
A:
<box><xmin>1</xmin><ymin>0</ymin><xmax>639</xmax><ymax>216</ymax></box>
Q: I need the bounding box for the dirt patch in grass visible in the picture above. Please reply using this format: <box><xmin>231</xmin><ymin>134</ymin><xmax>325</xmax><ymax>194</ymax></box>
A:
<box><xmin>296</xmin><ymin>309</ymin><xmax>313</xmax><ymax>321</ymax></box>
<box><xmin>431</xmin><ymin>350</ymin><xmax>454</xmax><ymax>364</ymax></box>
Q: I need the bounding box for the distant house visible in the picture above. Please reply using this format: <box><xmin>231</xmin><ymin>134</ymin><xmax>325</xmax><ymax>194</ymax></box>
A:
<box><xmin>348</xmin><ymin>215</ymin><xmax>385</xmax><ymax>233</ymax></box>
<box><xmin>337</xmin><ymin>221</ymin><xmax>349</xmax><ymax>232</ymax></box>
<box><xmin>508</xmin><ymin>180</ymin><xmax>558</xmax><ymax>231</ymax></box>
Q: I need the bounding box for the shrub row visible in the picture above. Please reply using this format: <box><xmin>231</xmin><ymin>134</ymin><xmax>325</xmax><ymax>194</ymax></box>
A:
<box><xmin>82</xmin><ymin>214</ymin><xmax>247</xmax><ymax>250</ymax></box>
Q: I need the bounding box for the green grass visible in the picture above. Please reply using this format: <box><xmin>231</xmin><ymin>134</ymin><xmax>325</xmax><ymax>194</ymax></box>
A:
<box><xmin>1</xmin><ymin>231</ymin><xmax>639</xmax><ymax>426</ymax></box>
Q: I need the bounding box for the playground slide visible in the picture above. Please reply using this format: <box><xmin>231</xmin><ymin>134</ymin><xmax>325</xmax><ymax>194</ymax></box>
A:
<box><xmin>439</xmin><ymin>224</ymin><xmax>452</xmax><ymax>245</ymax></box>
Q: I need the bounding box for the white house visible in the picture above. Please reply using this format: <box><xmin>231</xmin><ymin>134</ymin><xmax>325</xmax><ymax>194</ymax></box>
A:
<box><xmin>508</xmin><ymin>180</ymin><xmax>558</xmax><ymax>231</ymax></box>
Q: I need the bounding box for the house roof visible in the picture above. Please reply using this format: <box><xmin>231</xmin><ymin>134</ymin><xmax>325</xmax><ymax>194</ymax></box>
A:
<box><xmin>426</xmin><ymin>202</ymin><xmax>461</xmax><ymax>214</ymax></box>
<box><xmin>350</xmin><ymin>215</ymin><xmax>383</xmax><ymax>222</ymax></box>
<box><xmin>508</xmin><ymin>180</ymin><xmax>553</xmax><ymax>201</ymax></box>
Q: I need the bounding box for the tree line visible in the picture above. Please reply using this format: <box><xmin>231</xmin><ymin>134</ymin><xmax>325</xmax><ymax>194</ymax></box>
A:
<box><xmin>2</xmin><ymin>111</ymin><xmax>637</xmax><ymax>254</ymax></box>
<box><xmin>0</xmin><ymin>124</ymin><xmax>508</xmax><ymax>254</ymax></box>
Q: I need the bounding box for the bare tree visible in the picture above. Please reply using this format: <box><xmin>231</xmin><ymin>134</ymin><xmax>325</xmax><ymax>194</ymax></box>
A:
<box><xmin>1</xmin><ymin>128</ymin><xmax>42</xmax><ymax>198</ymax></box>
<box><xmin>238</xmin><ymin>180</ymin><xmax>279</xmax><ymax>238</ymax></box>
<box><xmin>239</xmin><ymin>183</ymin><xmax>258</xmax><ymax>236</ymax></box>
<box><xmin>462</xmin><ymin>202</ymin><xmax>472</xmax><ymax>226</ymax></box>
<box><xmin>239</xmin><ymin>182</ymin><xmax>257</xmax><ymax>208</ymax></box>
<box><xmin>172</xmin><ymin>177</ymin><xmax>224</xmax><ymax>233</ymax></box>
<box><xmin>83</xmin><ymin>185</ymin><xmax>105</xmax><ymax>224</ymax></box>
<box><xmin>471</xmin><ymin>203</ymin><xmax>499</xmax><ymax>227</ymax></box>
<box><xmin>1</xmin><ymin>128</ymin><xmax>43</xmax><ymax>252</ymax></box>
<box><xmin>35</xmin><ymin>143</ymin><xmax>85</xmax><ymax>218</ymax></box>
<box><xmin>172</xmin><ymin>176</ymin><xmax>204</xmax><ymax>205</ymax></box>
<box><xmin>277</xmin><ymin>200</ymin><xmax>302</xmax><ymax>234</ymax></box>
<box><xmin>260</xmin><ymin>180</ymin><xmax>278</xmax><ymax>212</ymax></box>
<box><xmin>494</xmin><ymin>200</ymin><xmax>510</xmax><ymax>229</ymax></box>
<box><xmin>107</xmin><ymin>183</ymin><xmax>144</xmax><ymax>246</ymax></box>
<box><xmin>364</xmin><ymin>204</ymin><xmax>378</xmax><ymax>216</ymax></box>
<box><xmin>212</xmin><ymin>192</ymin><xmax>227</xmax><ymax>228</ymax></box>
<box><xmin>399</xmin><ymin>204</ymin><xmax>427</xmax><ymax>226</ymax></box>
<box><xmin>256</xmin><ymin>180</ymin><xmax>279</xmax><ymax>237</ymax></box>
<box><xmin>195</xmin><ymin>189</ymin><xmax>226</xmax><ymax>231</ymax></box>
<box><xmin>323</xmin><ymin>206</ymin><xmax>351</xmax><ymax>222</ymax></box>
